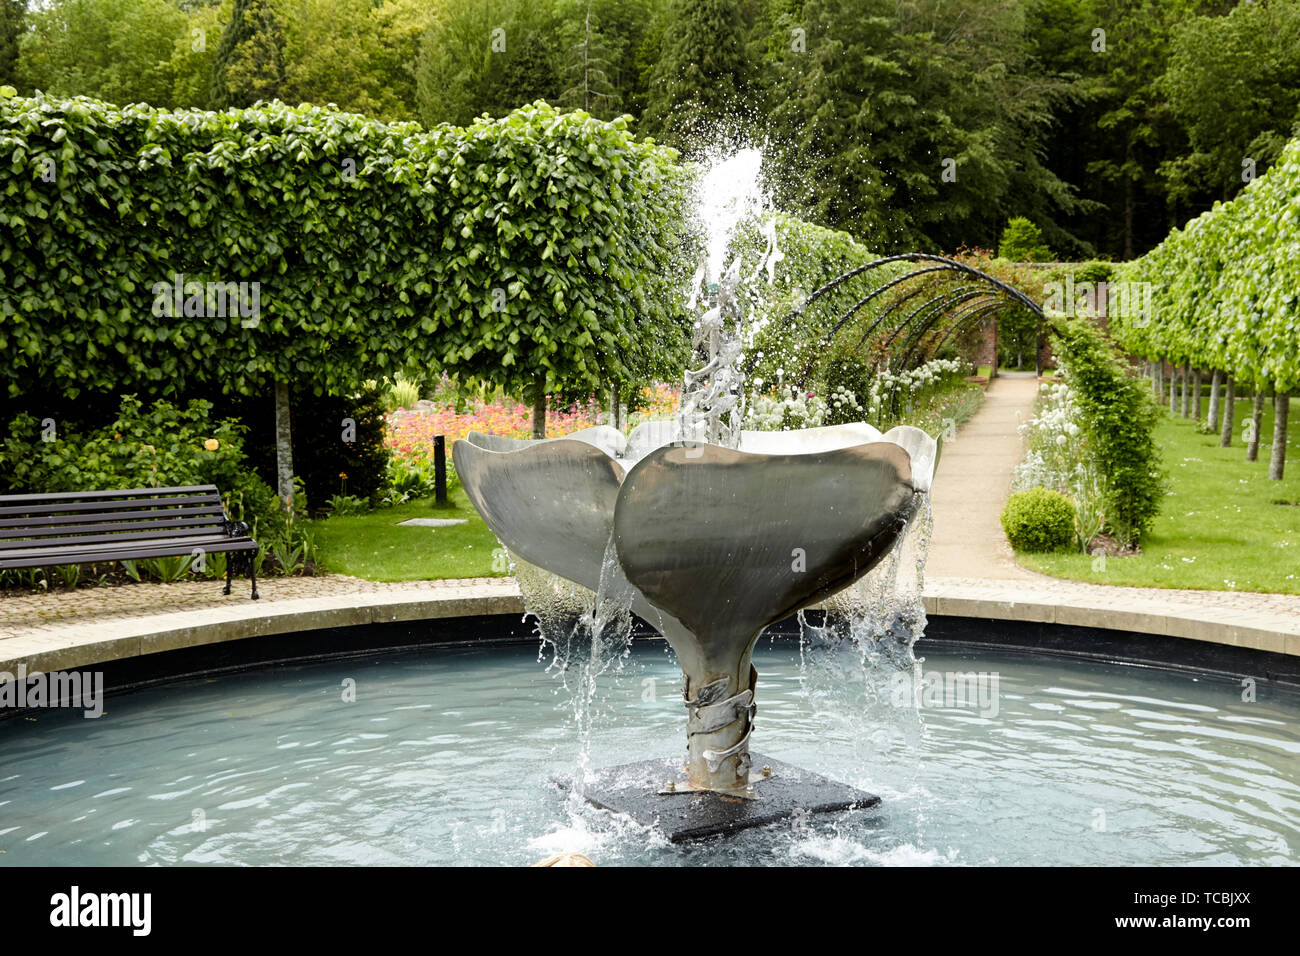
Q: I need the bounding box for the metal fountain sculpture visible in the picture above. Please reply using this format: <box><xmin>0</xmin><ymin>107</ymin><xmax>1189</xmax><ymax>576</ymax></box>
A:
<box><xmin>453</xmin><ymin>153</ymin><xmax>945</xmax><ymax>834</ymax></box>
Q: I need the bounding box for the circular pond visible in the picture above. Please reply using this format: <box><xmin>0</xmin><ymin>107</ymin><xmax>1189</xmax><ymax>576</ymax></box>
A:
<box><xmin>1</xmin><ymin>636</ymin><xmax>1297</xmax><ymax>866</ymax></box>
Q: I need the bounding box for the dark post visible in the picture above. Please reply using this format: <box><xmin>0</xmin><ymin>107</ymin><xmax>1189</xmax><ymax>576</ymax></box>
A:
<box><xmin>434</xmin><ymin>434</ymin><xmax>448</xmax><ymax>505</ymax></box>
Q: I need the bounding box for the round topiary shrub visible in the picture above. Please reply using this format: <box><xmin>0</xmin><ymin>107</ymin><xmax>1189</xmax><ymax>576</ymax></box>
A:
<box><xmin>1001</xmin><ymin>487</ymin><xmax>1077</xmax><ymax>553</ymax></box>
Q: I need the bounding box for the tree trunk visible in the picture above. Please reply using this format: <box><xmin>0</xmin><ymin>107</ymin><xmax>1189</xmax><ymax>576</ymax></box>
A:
<box><xmin>1180</xmin><ymin>362</ymin><xmax>1190</xmax><ymax>417</ymax></box>
<box><xmin>1219</xmin><ymin>376</ymin><xmax>1235</xmax><ymax>447</ymax></box>
<box><xmin>1270</xmin><ymin>392</ymin><xmax>1290</xmax><ymax>480</ymax></box>
<box><xmin>531</xmin><ymin>374</ymin><xmax>547</xmax><ymax>439</ymax></box>
<box><xmin>1168</xmin><ymin>364</ymin><xmax>1177</xmax><ymax>409</ymax></box>
<box><xmin>610</xmin><ymin>383</ymin><xmax>620</xmax><ymax>432</ymax></box>
<box><xmin>274</xmin><ymin>379</ymin><xmax>294</xmax><ymax>511</ymax></box>
<box><xmin>1247</xmin><ymin>390</ymin><xmax>1265</xmax><ymax>462</ymax></box>
<box><xmin>1208</xmin><ymin>369</ymin><xmax>1222</xmax><ymax>431</ymax></box>
<box><xmin>1192</xmin><ymin>368</ymin><xmax>1202</xmax><ymax>421</ymax></box>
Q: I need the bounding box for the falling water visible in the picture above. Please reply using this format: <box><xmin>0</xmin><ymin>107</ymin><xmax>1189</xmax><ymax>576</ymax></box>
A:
<box><xmin>795</xmin><ymin>494</ymin><xmax>935</xmax><ymax>801</ymax></box>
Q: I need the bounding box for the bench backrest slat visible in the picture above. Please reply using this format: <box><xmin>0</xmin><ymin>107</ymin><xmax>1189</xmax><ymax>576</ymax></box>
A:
<box><xmin>0</xmin><ymin>492</ymin><xmax>223</xmax><ymax>518</ymax></box>
<box><xmin>0</xmin><ymin>514</ymin><xmax>226</xmax><ymax>541</ymax></box>
<box><xmin>0</xmin><ymin>485</ymin><xmax>216</xmax><ymax>504</ymax></box>
<box><xmin>0</xmin><ymin>504</ymin><xmax>224</xmax><ymax>530</ymax></box>
<box><xmin>3</xmin><ymin>526</ymin><xmax>237</xmax><ymax>552</ymax></box>
<box><xmin>0</xmin><ymin>487</ymin><xmax>241</xmax><ymax>557</ymax></box>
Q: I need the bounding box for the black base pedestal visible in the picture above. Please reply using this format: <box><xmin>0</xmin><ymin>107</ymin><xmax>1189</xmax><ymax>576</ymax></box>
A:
<box><xmin>559</xmin><ymin>752</ymin><xmax>880</xmax><ymax>843</ymax></box>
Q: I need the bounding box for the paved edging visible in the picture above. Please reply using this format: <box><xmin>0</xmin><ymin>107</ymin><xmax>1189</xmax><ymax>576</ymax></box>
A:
<box><xmin>925</xmin><ymin>581</ymin><xmax>1299</xmax><ymax>658</ymax></box>
<box><xmin>2</xmin><ymin>577</ymin><xmax>1297</xmax><ymax>677</ymax></box>
<box><xmin>0</xmin><ymin>584</ymin><xmax>525</xmax><ymax>676</ymax></box>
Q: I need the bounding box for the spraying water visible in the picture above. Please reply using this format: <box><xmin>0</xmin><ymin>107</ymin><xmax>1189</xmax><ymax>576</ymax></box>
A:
<box><xmin>677</xmin><ymin>148</ymin><xmax>778</xmax><ymax>449</ymax></box>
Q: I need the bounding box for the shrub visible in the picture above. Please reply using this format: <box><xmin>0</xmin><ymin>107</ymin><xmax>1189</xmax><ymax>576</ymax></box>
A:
<box><xmin>997</xmin><ymin>217</ymin><xmax>1053</xmax><ymax>262</ymax></box>
<box><xmin>0</xmin><ymin>396</ymin><xmax>247</xmax><ymax>494</ymax></box>
<box><xmin>0</xmin><ymin>394</ymin><xmax>312</xmax><ymax>576</ymax></box>
<box><xmin>1001</xmin><ymin>487</ymin><xmax>1077</xmax><ymax>553</ymax></box>
<box><xmin>1049</xmin><ymin>319</ymin><xmax>1165</xmax><ymax>544</ymax></box>
<box><xmin>0</xmin><ymin>94</ymin><xmax>695</xmax><ymax>419</ymax></box>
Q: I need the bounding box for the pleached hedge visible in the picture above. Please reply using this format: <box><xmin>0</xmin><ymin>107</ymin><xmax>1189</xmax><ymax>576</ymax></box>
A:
<box><xmin>0</xmin><ymin>91</ymin><xmax>696</xmax><ymax>405</ymax></box>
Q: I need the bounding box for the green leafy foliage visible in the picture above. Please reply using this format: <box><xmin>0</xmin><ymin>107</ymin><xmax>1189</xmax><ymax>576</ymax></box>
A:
<box><xmin>997</xmin><ymin>217</ymin><xmax>1052</xmax><ymax>262</ymax></box>
<box><xmin>0</xmin><ymin>94</ymin><xmax>695</xmax><ymax>414</ymax></box>
<box><xmin>16</xmin><ymin>0</ymin><xmax>188</xmax><ymax>105</ymax></box>
<box><xmin>0</xmin><ymin>0</ymin><xmax>22</xmax><ymax>86</ymax></box>
<box><xmin>1113</xmin><ymin>137</ymin><xmax>1300</xmax><ymax>398</ymax></box>
<box><xmin>209</xmin><ymin>0</ymin><xmax>285</xmax><ymax>108</ymax></box>
<box><xmin>0</xmin><ymin>396</ymin><xmax>247</xmax><ymax>493</ymax></box>
<box><xmin>326</xmin><ymin>493</ymin><xmax>368</xmax><ymax>516</ymax></box>
<box><xmin>1000</xmin><ymin>486</ymin><xmax>1077</xmax><ymax>553</ymax></box>
<box><xmin>1050</xmin><ymin>318</ymin><xmax>1165</xmax><ymax>544</ymax></box>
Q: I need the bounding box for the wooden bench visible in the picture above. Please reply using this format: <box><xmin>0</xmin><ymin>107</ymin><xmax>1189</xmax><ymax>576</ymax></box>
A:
<box><xmin>0</xmin><ymin>485</ymin><xmax>261</xmax><ymax>598</ymax></box>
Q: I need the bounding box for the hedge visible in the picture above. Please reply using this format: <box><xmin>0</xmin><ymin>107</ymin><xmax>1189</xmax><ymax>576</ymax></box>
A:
<box><xmin>0</xmin><ymin>91</ymin><xmax>696</xmax><ymax>406</ymax></box>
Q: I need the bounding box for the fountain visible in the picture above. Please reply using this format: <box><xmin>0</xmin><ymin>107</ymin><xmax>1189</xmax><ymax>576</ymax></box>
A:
<box><xmin>453</xmin><ymin>151</ymin><xmax>941</xmax><ymax>839</ymax></box>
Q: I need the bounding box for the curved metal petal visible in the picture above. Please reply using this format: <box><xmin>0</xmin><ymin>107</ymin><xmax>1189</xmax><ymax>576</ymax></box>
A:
<box><xmin>739</xmin><ymin>421</ymin><xmax>885</xmax><ymax>455</ymax></box>
<box><xmin>453</xmin><ymin>438</ymin><xmax>625</xmax><ymax>593</ymax></box>
<box><xmin>882</xmin><ymin>425</ymin><xmax>940</xmax><ymax>493</ymax></box>
<box><xmin>624</xmin><ymin>420</ymin><xmax>680</xmax><ymax>462</ymax></box>
<box><xmin>465</xmin><ymin>425</ymin><xmax>627</xmax><ymax>459</ymax></box>
<box><xmin>614</xmin><ymin>442</ymin><xmax>917</xmax><ymax>656</ymax></box>
<box><xmin>453</xmin><ymin>436</ymin><xmax>708</xmax><ymax>679</ymax></box>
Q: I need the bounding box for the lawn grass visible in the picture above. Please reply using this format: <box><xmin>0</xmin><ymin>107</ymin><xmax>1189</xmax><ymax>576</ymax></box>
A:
<box><xmin>1017</xmin><ymin>398</ymin><xmax>1300</xmax><ymax>594</ymax></box>
<box><xmin>307</xmin><ymin>488</ymin><xmax>505</xmax><ymax>581</ymax></box>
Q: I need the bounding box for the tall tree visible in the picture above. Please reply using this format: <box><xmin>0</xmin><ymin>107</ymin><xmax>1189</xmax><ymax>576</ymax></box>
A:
<box><xmin>555</xmin><ymin>0</ymin><xmax>619</xmax><ymax>116</ymax></box>
<box><xmin>0</xmin><ymin>0</ymin><xmax>22</xmax><ymax>87</ymax></box>
<box><xmin>209</xmin><ymin>0</ymin><xmax>285</xmax><ymax>109</ymax></box>
<box><xmin>17</xmin><ymin>0</ymin><xmax>187</xmax><ymax>106</ymax></box>
<box><xmin>641</xmin><ymin>0</ymin><xmax>748</xmax><ymax>149</ymax></box>
<box><xmin>415</xmin><ymin>0</ymin><xmax>560</xmax><ymax>127</ymax></box>
<box><xmin>1160</xmin><ymin>0</ymin><xmax>1300</xmax><ymax>206</ymax></box>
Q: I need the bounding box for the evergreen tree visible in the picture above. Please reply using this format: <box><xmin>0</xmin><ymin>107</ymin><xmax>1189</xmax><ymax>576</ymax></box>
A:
<box><xmin>997</xmin><ymin>217</ymin><xmax>1053</xmax><ymax>262</ymax></box>
<box><xmin>209</xmin><ymin>0</ymin><xmax>286</xmax><ymax>109</ymax></box>
<box><xmin>0</xmin><ymin>0</ymin><xmax>22</xmax><ymax>87</ymax></box>
<box><xmin>415</xmin><ymin>0</ymin><xmax>559</xmax><ymax>127</ymax></box>
<box><xmin>556</xmin><ymin>0</ymin><xmax>619</xmax><ymax>117</ymax></box>
<box><xmin>642</xmin><ymin>0</ymin><xmax>748</xmax><ymax>149</ymax></box>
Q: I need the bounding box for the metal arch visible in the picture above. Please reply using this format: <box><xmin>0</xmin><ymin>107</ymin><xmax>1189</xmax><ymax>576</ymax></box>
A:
<box><xmin>781</xmin><ymin>269</ymin><xmax>953</xmax><ymax>385</ymax></box>
<box><xmin>889</xmin><ymin>287</ymin><xmax>998</xmax><ymax>358</ymax></box>
<box><xmin>773</xmin><ymin>252</ymin><xmax>1048</xmax><ymax>386</ymax></box>
<box><xmin>802</xmin><ymin>253</ymin><xmax>1045</xmax><ymax>318</ymax></box>
<box><xmin>817</xmin><ymin>265</ymin><xmax>969</xmax><ymax>342</ymax></box>
<box><xmin>882</xmin><ymin>291</ymin><xmax>996</xmax><ymax>414</ymax></box>
<box><xmin>913</xmin><ymin>300</ymin><xmax>1006</xmax><ymax>363</ymax></box>
<box><xmin>901</xmin><ymin>299</ymin><xmax>1006</xmax><ymax>370</ymax></box>
<box><xmin>794</xmin><ymin>283</ymin><xmax>988</xmax><ymax>388</ymax></box>
<box><xmin>884</xmin><ymin>287</ymin><xmax>994</xmax><ymax>355</ymax></box>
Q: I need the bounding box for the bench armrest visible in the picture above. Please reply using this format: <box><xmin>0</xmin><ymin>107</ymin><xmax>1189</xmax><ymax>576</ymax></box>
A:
<box><xmin>222</xmin><ymin>519</ymin><xmax>253</xmax><ymax>539</ymax></box>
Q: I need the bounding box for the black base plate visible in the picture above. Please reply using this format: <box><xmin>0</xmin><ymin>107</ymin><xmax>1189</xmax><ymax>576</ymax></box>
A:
<box><xmin>559</xmin><ymin>752</ymin><xmax>880</xmax><ymax>843</ymax></box>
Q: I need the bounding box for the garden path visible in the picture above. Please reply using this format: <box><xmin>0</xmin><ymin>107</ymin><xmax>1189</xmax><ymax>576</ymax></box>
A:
<box><xmin>926</xmin><ymin>372</ymin><xmax>1042</xmax><ymax>581</ymax></box>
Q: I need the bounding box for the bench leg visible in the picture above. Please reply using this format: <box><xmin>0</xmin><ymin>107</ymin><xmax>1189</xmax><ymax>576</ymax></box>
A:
<box><xmin>249</xmin><ymin>552</ymin><xmax>260</xmax><ymax>600</ymax></box>
<box><xmin>223</xmin><ymin>558</ymin><xmax>233</xmax><ymax>596</ymax></box>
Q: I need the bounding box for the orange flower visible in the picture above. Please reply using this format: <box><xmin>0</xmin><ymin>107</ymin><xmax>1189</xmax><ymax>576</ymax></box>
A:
<box><xmin>204</xmin><ymin>439</ymin><xmax>219</xmax><ymax>451</ymax></box>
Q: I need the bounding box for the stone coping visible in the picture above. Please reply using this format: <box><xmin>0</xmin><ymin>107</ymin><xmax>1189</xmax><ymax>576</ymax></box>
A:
<box><xmin>1</xmin><ymin>576</ymin><xmax>1297</xmax><ymax>678</ymax></box>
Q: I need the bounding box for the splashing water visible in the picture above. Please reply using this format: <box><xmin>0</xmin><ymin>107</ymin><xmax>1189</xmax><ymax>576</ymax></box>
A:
<box><xmin>795</xmin><ymin>494</ymin><xmax>936</xmax><ymax>800</ymax></box>
<box><xmin>510</xmin><ymin>544</ymin><xmax>636</xmax><ymax>804</ymax></box>
<box><xmin>678</xmin><ymin>148</ymin><xmax>778</xmax><ymax>449</ymax></box>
